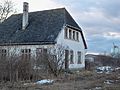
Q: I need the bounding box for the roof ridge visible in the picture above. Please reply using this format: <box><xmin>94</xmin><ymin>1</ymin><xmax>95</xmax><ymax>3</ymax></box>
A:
<box><xmin>12</xmin><ymin>7</ymin><xmax>66</xmax><ymax>16</ymax></box>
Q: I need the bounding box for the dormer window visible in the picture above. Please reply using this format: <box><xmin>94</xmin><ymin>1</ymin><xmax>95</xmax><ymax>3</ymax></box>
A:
<box><xmin>65</xmin><ymin>27</ymin><xmax>68</xmax><ymax>39</ymax></box>
<box><xmin>64</xmin><ymin>27</ymin><xmax>79</xmax><ymax>41</ymax></box>
<box><xmin>69</xmin><ymin>29</ymin><xmax>72</xmax><ymax>39</ymax></box>
<box><xmin>73</xmin><ymin>31</ymin><xmax>75</xmax><ymax>40</ymax></box>
<box><xmin>76</xmin><ymin>32</ymin><xmax>79</xmax><ymax>41</ymax></box>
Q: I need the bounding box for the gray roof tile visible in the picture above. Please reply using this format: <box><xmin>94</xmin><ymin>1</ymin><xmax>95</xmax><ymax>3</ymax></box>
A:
<box><xmin>0</xmin><ymin>8</ymin><xmax>87</xmax><ymax>48</ymax></box>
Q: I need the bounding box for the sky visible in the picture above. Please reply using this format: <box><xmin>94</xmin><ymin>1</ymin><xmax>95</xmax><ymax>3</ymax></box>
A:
<box><xmin>1</xmin><ymin>0</ymin><xmax>120</xmax><ymax>54</ymax></box>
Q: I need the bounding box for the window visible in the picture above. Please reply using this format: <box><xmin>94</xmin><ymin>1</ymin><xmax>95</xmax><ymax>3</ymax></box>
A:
<box><xmin>76</xmin><ymin>32</ymin><xmax>79</xmax><ymax>41</ymax></box>
<box><xmin>21</xmin><ymin>49</ymin><xmax>31</xmax><ymax>54</ymax></box>
<box><xmin>73</xmin><ymin>31</ymin><xmax>75</xmax><ymax>40</ymax></box>
<box><xmin>64</xmin><ymin>27</ymin><xmax>79</xmax><ymax>41</ymax></box>
<box><xmin>21</xmin><ymin>49</ymin><xmax>31</xmax><ymax>60</ymax></box>
<box><xmin>36</xmin><ymin>48</ymin><xmax>42</xmax><ymax>58</ymax></box>
<box><xmin>43</xmin><ymin>48</ymin><xmax>47</xmax><ymax>54</ymax></box>
<box><xmin>70</xmin><ymin>50</ymin><xmax>74</xmax><ymax>64</ymax></box>
<box><xmin>77</xmin><ymin>52</ymin><xmax>82</xmax><ymax>64</ymax></box>
<box><xmin>36</xmin><ymin>48</ymin><xmax>42</xmax><ymax>54</ymax></box>
<box><xmin>65</xmin><ymin>50</ymin><xmax>69</xmax><ymax>69</ymax></box>
<box><xmin>36</xmin><ymin>48</ymin><xmax>47</xmax><ymax>58</ymax></box>
<box><xmin>69</xmin><ymin>29</ymin><xmax>72</xmax><ymax>39</ymax></box>
<box><xmin>64</xmin><ymin>27</ymin><xmax>68</xmax><ymax>38</ymax></box>
<box><xmin>0</xmin><ymin>49</ymin><xmax>7</xmax><ymax>60</ymax></box>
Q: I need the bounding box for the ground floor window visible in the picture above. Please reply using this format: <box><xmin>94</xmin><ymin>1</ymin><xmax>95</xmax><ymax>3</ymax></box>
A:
<box><xmin>0</xmin><ymin>49</ymin><xmax>7</xmax><ymax>60</ymax></box>
<box><xmin>21</xmin><ymin>49</ymin><xmax>31</xmax><ymax>60</ymax></box>
<box><xmin>36</xmin><ymin>48</ymin><xmax>48</xmax><ymax>61</ymax></box>
<box><xmin>36</xmin><ymin>48</ymin><xmax>47</xmax><ymax>56</ymax></box>
<box><xmin>70</xmin><ymin>50</ymin><xmax>74</xmax><ymax>64</ymax></box>
<box><xmin>77</xmin><ymin>51</ymin><xmax>82</xmax><ymax>64</ymax></box>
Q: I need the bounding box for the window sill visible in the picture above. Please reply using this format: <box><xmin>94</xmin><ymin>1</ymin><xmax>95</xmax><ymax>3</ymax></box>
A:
<box><xmin>77</xmin><ymin>63</ymin><xmax>82</xmax><ymax>64</ymax></box>
<box><xmin>64</xmin><ymin>38</ymin><xmax>79</xmax><ymax>42</ymax></box>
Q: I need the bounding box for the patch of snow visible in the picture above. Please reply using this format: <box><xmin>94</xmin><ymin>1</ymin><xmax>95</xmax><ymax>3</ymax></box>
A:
<box><xmin>104</xmin><ymin>80</ymin><xmax>114</xmax><ymax>84</ymax></box>
<box><xmin>36</xmin><ymin>79</ymin><xmax>54</xmax><ymax>85</ymax></box>
<box><xmin>95</xmin><ymin>86</ymin><xmax>102</xmax><ymax>90</ymax></box>
<box><xmin>90</xmin><ymin>86</ymin><xmax>102</xmax><ymax>90</ymax></box>
<box><xmin>115</xmin><ymin>67</ymin><xmax>120</xmax><ymax>70</ymax></box>
<box><xmin>96</xmin><ymin>66</ymin><xmax>113</xmax><ymax>74</ymax></box>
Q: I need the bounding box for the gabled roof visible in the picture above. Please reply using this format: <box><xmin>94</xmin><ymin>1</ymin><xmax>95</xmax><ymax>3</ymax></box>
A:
<box><xmin>0</xmin><ymin>8</ymin><xmax>87</xmax><ymax>49</ymax></box>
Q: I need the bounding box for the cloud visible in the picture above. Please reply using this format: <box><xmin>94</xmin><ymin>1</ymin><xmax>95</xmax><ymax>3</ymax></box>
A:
<box><xmin>104</xmin><ymin>32</ymin><xmax>120</xmax><ymax>39</ymax></box>
<box><xmin>98</xmin><ymin>0</ymin><xmax>120</xmax><ymax>17</ymax></box>
<box><xmin>4</xmin><ymin>0</ymin><xmax>120</xmax><ymax>54</ymax></box>
<box><xmin>11</xmin><ymin>0</ymin><xmax>63</xmax><ymax>12</ymax></box>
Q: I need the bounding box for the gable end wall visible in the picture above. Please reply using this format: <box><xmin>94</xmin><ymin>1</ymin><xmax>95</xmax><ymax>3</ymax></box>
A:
<box><xmin>56</xmin><ymin>26</ymin><xmax>86</xmax><ymax>69</ymax></box>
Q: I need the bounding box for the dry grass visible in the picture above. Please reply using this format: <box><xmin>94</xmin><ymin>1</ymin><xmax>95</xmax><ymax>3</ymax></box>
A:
<box><xmin>0</xmin><ymin>70</ymin><xmax>120</xmax><ymax>90</ymax></box>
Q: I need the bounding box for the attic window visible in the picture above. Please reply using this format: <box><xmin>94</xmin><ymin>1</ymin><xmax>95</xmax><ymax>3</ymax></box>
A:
<box><xmin>64</xmin><ymin>27</ymin><xmax>79</xmax><ymax>41</ymax></box>
<box><xmin>65</xmin><ymin>27</ymin><xmax>68</xmax><ymax>38</ymax></box>
<box><xmin>69</xmin><ymin>29</ymin><xmax>72</xmax><ymax>39</ymax></box>
<box><xmin>76</xmin><ymin>32</ymin><xmax>79</xmax><ymax>41</ymax></box>
<box><xmin>73</xmin><ymin>31</ymin><xmax>75</xmax><ymax>40</ymax></box>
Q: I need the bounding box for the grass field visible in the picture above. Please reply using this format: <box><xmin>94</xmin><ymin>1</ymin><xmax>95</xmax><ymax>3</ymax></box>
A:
<box><xmin>0</xmin><ymin>70</ymin><xmax>120</xmax><ymax>90</ymax></box>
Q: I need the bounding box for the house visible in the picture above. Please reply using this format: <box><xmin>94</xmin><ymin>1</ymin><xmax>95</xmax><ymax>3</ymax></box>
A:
<box><xmin>111</xmin><ymin>44</ymin><xmax>120</xmax><ymax>58</ymax></box>
<box><xmin>0</xmin><ymin>2</ymin><xmax>87</xmax><ymax>70</ymax></box>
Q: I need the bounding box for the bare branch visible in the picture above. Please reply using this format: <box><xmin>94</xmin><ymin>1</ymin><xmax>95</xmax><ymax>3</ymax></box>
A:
<box><xmin>0</xmin><ymin>0</ymin><xmax>15</xmax><ymax>22</ymax></box>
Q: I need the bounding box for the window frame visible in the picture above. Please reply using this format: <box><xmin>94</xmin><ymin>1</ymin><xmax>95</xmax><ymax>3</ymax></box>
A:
<box><xmin>21</xmin><ymin>49</ymin><xmax>31</xmax><ymax>60</ymax></box>
<box><xmin>76</xmin><ymin>32</ymin><xmax>79</xmax><ymax>41</ymax></box>
<box><xmin>64</xmin><ymin>27</ymin><xmax>68</xmax><ymax>39</ymax></box>
<box><xmin>0</xmin><ymin>49</ymin><xmax>7</xmax><ymax>60</ymax></box>
<box><xmin>77</xmin><ymin>51</ymin><xmax>82</xmax><ymax>64</ymax></box>
<box><xmin>69</xmin><ymin>29</ymin><xmax>72</xmax><ymax>39</ymax></box>
<box><xmin>64</xmin><ymin>27</ymin><xmax>79</xmax><ymax>42</ymax></box>
<box><xmin>73</xmin><ymin>31</ymin><xmax>75</xmax><ymax>40</ymax></box>
<box><xmin>70</xmin><ymin>50</ymin><xmax>74</xmax><ymax>64</ymax></box>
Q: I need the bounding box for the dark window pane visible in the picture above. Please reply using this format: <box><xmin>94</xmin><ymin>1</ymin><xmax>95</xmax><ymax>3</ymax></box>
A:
<box><xmin>69</xmin><ymin>29</ymin><xmax>72</xmax><ymax>39</ymax></box>
<box><xmin>78</xmin><ymin>52</ymin><xmax>81</xmax><ymax>64</ymax></box>
<box><xmin>76</xmin><ymin>32</ymin><xmax>79</xmax><ymax>41</ymax></box>
<box><xmin>73</xmin><ymin>31</ymin><xmax>75</xmax><ymax>40</ymax></box>
<box><xmin>65</xmin><ymin>27</ymin><xmax>68</xmax><ymax>38</ymax></box>
<box><xmin>70</xmin><ymin>50</ymin><xmax>74</xmax><ymax>64</ymax></box>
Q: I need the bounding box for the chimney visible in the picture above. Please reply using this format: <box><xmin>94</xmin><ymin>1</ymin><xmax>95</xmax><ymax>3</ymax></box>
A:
<box><xmin>22</xmin><ymin>2</ymin><xmax>29</xmax><ymax>30</ymax></box>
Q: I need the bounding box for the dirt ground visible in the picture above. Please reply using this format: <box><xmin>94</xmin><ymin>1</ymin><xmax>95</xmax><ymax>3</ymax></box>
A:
<box><xmin>0</xmin><ymin>70</ymin><xmax>120</xmax><ymax>90</ymax></box>
<box><xmin>34</xmin><ymin>70</ymin><xmax>120</xmax><ymax>90</ymax></box>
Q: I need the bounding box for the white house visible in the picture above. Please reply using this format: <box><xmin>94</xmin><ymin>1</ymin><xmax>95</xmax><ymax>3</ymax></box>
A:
<box><xmin>0</xmin><ymin>2</ymin><xmax>87</xmax><ymax>69</ymax></box>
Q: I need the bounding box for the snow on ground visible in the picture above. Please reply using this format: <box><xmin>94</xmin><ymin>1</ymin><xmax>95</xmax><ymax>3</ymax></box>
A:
<box><xmin>36</xmin><ymin>79</ymin><xmax>54</xmax><ymax>84</ymax></box>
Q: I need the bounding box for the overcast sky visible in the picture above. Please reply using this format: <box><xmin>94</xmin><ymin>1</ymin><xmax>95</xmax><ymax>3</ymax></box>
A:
<box><xmin>1</xmin><ymin>0</ymin><xmax>120</xmax><ymax>54</ymax></box>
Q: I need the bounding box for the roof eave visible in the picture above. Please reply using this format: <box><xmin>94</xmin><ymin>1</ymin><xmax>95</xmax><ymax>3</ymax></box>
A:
<box><xmin>0</xmin><ymin>41</ymin><xmax>56</xmax><ymax>46</ymax></box>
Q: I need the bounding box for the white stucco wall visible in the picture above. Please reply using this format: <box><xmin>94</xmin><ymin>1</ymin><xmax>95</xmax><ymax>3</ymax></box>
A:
<box><xmin>0</xmin><ymin>45</ymin><xmax>54</xmax><ymax>57</ymax></box>
<box><xmin>56</xmin><ymin>26</ymin><xmax>86</xmax><ymax>69</ymax></box>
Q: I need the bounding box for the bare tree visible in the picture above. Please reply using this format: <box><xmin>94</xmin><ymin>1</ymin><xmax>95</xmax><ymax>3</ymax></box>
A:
<box><xmin>0</xmin><ymin>0</ymin><xmax>16</xmax><ymax>22</ymax></box>
<box><xmin>0</xmin><ymin>46</ymin><xmax>33</xmax><ymax>82</ymax></box>
<box><xmin>0</xmin><ymin>44</ymin><xmax>68</xmax><ymax>82</ymax></box>
<box><xmin>47</xmin><ymin>45</ymin><xmax>66</xmax><ymax>76</ymax></box>
<box><xmin>35</xmin><ymin>45</ymin><xmax>67</xmax><ymax>77</ymax></box>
